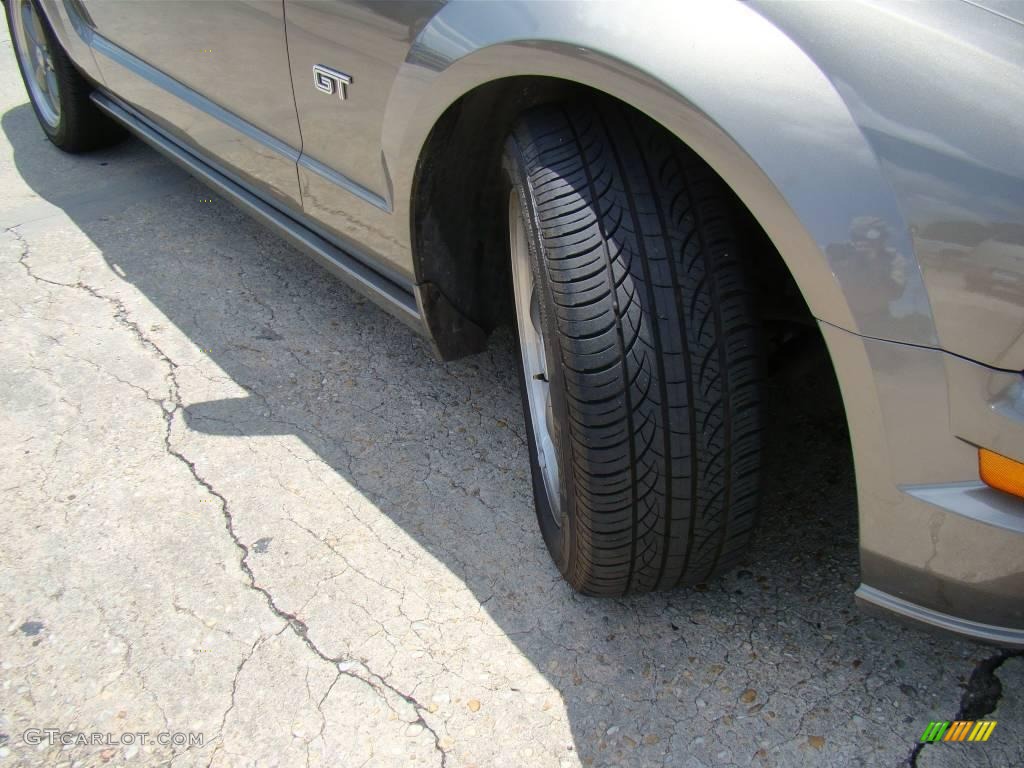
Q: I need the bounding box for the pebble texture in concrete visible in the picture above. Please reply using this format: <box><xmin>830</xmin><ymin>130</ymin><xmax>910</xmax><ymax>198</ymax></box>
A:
<box><xmin>1</xmin><ymin>21</ymin><xmax>1021</xmax><ymax>768</ymax></box>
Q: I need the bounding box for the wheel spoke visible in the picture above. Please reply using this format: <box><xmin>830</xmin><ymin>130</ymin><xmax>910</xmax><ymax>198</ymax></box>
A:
<box><xmin>20</xmin><ymin>4</ymin><xmax>39</xmax><ymax>47</ymax></box>
<box><xmin>30</xmin><ymin>10</ymin><xmax>49</xmax><ymax>56</ymax></box>
<box><xmin>45</xmin><ymin>71</ymin><xmax>60</xmax><ymax>111</ymax></box>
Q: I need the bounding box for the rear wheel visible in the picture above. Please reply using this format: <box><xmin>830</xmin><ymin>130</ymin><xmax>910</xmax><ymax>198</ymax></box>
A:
<box><xmin>6</xmin><ymin>0</ymin><xmax>121</xmax><ymax>152</ymax></box>
<box><xmin>503</xmin><ymin>100</ymin><xmax>762</xmax><ymax>595</ymax></box>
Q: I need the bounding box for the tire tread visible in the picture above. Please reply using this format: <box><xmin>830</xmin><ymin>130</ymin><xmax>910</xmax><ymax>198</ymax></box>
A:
<box><xmin>507</xmin><ymin>99</ymin><xmax>762</xmax><ymax>595</ymax></box>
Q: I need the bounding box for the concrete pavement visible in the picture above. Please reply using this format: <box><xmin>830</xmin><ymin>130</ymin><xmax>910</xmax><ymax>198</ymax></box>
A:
<box><xmin>1</xmin><ymin>21</ymin><xmax>1020</xmax><ymax>768</ymax></box>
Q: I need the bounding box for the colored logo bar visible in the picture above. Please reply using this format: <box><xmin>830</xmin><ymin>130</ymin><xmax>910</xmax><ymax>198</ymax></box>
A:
<box><xmin>920</xmin><ymin>721</ymin><xmax>997</xmax><ymax>743</ymax></box>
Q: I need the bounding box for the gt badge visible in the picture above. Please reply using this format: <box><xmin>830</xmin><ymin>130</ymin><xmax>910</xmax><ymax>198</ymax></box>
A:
<box><xmin>313</xmin><ymin>65</ymin><xmax>352</xmax><ymax>100</ymax></box>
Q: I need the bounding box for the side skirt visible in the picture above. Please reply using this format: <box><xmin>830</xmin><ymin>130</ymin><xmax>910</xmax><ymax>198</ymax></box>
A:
<box><xmin>90</xmin><ymin>90</ymin><xmax>425</xmax><ymax>335</ymax></box>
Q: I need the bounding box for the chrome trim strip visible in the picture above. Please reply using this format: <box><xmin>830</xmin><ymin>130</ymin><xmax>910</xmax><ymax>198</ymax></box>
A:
<box><xmin>90</xmin><ymin>91</ymin><xmax>423</xmax><ymax>332</ymax></box>
<box><xmin>89</xmin><ymin>33</ymin><xmax>300</xmax><ymax>162</ymax></box>
<box><xmin>88</xmin><ymin>29</ymin><xmax>390</xmax><ymax>214</ymax></box>
<box><xmin>902</xmin><ymin>481</ymin><xmax>1024</xmax><ymax>534</ymax></box>
<box><xmin>62</xmin><ymin>0</ymin><xmax>96</xmax><ymax>36</ymax></box>
<box><xmin>298</xmin><ymin>154</ymin><xmax>391</xmax><ymax>212</ymax></box>
<box><xmin>856</xmin><ymin>585</ymin><xmax>1024</xmax><ymax>648</ymax></box>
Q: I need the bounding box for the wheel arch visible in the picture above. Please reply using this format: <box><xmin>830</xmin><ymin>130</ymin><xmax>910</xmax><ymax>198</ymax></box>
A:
<box><xmin>386</xmin><ymin>0</ymin><xmax>935</xmax><ymax>360</ymax></box>
<box><xmin>35</xmin><ymin>0</ymin><xmax>105</xmax><ymax>84</ymax></box>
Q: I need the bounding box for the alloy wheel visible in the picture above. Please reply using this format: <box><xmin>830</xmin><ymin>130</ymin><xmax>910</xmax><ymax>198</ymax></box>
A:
<box><xmin>11</xmin><ymin>0</ymin><xmax>61</xmax><ymax>128</ymax></box>
<box><xmin>509</xmin><ymin>192</ymin><xmax>562</xmax><ymax>522</ymax></box>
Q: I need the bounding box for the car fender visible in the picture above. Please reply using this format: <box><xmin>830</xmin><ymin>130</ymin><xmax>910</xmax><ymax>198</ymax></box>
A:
<box><xmin>383</xmin><ymin>0</ymin><xmax>938</xmax><ymax>347</ymax></box>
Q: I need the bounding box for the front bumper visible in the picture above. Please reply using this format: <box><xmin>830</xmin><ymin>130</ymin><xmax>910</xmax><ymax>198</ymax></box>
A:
<box><xmin>820</xmin><ymin>323</ymin><xmax>1024</xmax><ymax>648</ymax></box>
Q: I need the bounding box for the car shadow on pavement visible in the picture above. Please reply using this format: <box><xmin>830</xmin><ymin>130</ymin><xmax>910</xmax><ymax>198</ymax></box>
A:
<box><xmin>5</xmin><ymin>103</ymin><xmax>1001</xmax><ymax>767</ymax></box>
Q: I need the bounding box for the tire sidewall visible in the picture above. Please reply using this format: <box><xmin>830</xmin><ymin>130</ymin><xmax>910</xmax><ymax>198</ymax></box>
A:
<box><xmin>502</xmin><ymin>136</ymin><xmax>581</xmax><ymax>583</ymax></box>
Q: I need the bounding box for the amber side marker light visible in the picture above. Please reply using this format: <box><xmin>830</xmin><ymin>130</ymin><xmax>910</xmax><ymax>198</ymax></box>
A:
<box><xmin>978</xmin><ymin>448</ymin><xmax>1024</xmax><ymax>500</ymax></box>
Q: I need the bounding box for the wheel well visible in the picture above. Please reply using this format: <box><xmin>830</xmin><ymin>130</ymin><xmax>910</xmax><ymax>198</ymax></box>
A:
<box><xmin>411</xmin><ymin>77</ymin><xmax>821</xmax><ymax>370</ymax></box>
<box><xmin>411</xmin><ymin>76</ymin><xmax>854</xmax><ymax>577</ymax></box>
<box><xmin>410</xmin><ymin>77</ymin><xmax>582</xmax><ymax>358</ymax></box>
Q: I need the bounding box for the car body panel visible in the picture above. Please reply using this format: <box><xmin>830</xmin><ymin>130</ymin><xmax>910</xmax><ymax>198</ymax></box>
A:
<box><xmin>30</xmin><ymin>0</ymin><xmax>1024</xmax><ymax>645</ymax></box>
<box><xmin>80</xmin><ymin>0</ymin><xmax>303</xmax><ymax>211</ymax></box>
<box><xmin>821</xmin><ymin>322</ymin><xmax>1023</xmax><ymax>641</ymax></box>
<box><xmin>282</xmin><ymin>0</ymin><xmax>443</xmax><ymax>282</ymax></box>
<box><xmin>757</xmin><ymin>0</ymin><xmax>1024</xmax><ymax>372</ymax></box>
<box><xmin>284</xmin><ymin>1</ymin><xmax>441</xmax><ymax>200</ymax></box>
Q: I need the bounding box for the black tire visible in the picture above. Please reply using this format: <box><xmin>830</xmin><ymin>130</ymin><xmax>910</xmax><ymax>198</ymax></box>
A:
<box><xmin>503</xmin><ymin>100</ymin><xmax>762</xmax><ymax>596</ymax></box>
<box><xmin>6</xmin><ymin>0</ymin><xmax>122</xmax><ymax>152</ymax></box>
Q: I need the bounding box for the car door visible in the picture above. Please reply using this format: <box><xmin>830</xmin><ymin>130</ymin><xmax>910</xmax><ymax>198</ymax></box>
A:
<box><xmin>81</xmin><ymin>0</ymin><xmax>302</xmax><ymax>212</ymax></box>
<box><xmin>283</xmin><ymin>1</ymin><xmax>442</xmax><ymax>281</ymax></box>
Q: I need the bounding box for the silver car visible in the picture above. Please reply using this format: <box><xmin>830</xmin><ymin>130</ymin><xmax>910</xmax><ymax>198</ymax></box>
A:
<box><xmin>7</xmin><ymin>0</ymin><xmax>1023</xmax><ymax>647</ymax></box>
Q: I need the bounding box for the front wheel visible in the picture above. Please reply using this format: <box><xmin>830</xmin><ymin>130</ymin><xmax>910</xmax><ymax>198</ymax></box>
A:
<box><xmin>503</xmin><ymin>100</ymin><xmax>762</xmax><ymax>596</ymax></box>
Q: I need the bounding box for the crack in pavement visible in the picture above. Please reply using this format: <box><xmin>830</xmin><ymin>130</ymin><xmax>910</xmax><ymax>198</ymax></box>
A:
<box><xmin>8</xmin><ymin>225</ymin><xmax>449</xmax><ymax>767</ymax></box>
<box><xmin>201</xmin><ymin>634</ymin><xmax>266</xmax><ymax>768</ymax></box>
<box><xmin>907</xmin><ymin>648</ymin><xmax>1023</xmax><ymax>767</ymax></box>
